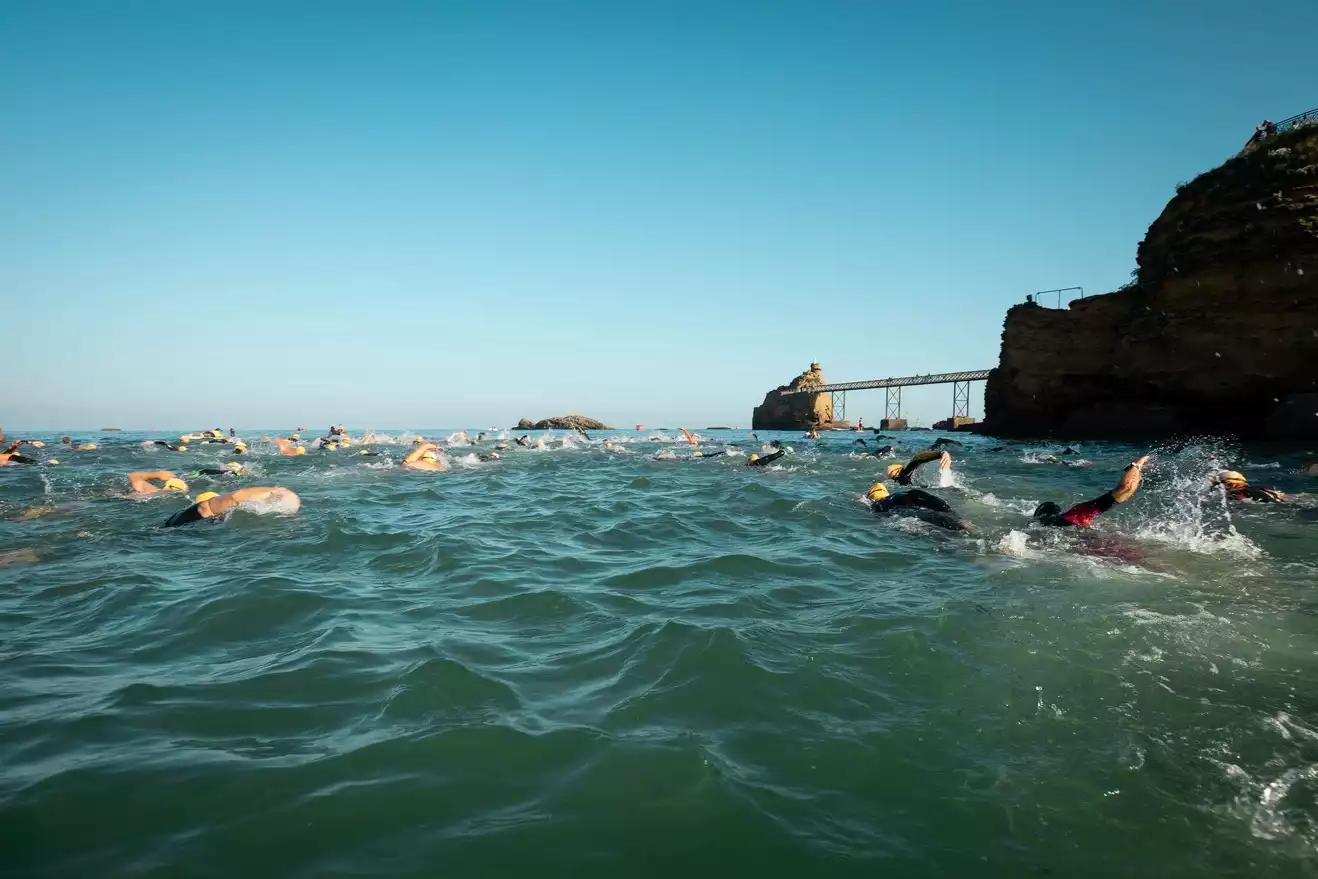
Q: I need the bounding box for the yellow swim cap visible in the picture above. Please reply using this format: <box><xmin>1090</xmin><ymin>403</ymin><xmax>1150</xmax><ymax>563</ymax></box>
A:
<box><xmin>1216</xmin><ymin>470</ymin><xmax>1247</xmax><ymax>488</ymax></box>
<box><xmin>195</xmin><ymin>491</ymin><xmax>220</xmax><ymax>504</ymax></box>
<box><xmin>225</xmin><ymin>461</ymin><xmax>243</xmax><ymax>472</ymax></box>
<box><xmin>162</xmin><ymin>478</ymin><xmax>188</xmax><ymax>492</ymax></box>
<box><xmin>176</xmin><ymin>445</ymin><xmax>188</xmax><ymax>452</ymax></box>
<box><xmin>292</xmin><ymin>447</ymin><xmax>307</xmax><ymax>456</ymax></box>
<box><xmin>886</xmin><ymin>464</ymin><xmax>904</xmax><ymax>479</ymax></box>
<box><xmin>748</xmin><ymin>453</ymin><xmax>760</xmax><ymax>463</ymax></box>
<box><xmin>47</xmin><ymin>459</ymin><xmax>59</xmax><ymax>465</ymax></box>
<box><xmin>866</xmin><ymin>482</ymin><xmax>891</xmax><ymax>502</ymax></box>
<box><xmin>291</xmin><ymin>434</ymin><xmax>301</xmax><ymax>441</ymax></box>
<box><xmin>82</xmin><ymin>443</ymin><xmax>97</xmax><ymax>450</ymax></box>
<box><xmin>233</xmin><ymin>443</ymin><xmax>246</xmax><ymax>452</ymax></box>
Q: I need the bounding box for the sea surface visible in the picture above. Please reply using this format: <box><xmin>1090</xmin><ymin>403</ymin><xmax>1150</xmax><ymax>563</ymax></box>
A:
<box><xmin>2</xmin><ymin>428</ymin><xmax>1316</xmax><ymax>878</ymax></box>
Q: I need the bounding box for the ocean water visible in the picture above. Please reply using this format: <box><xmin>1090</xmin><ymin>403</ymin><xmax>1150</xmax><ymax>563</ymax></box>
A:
<box><xmin>2</xmin><ymin>428</ymin><xmax>1316</xmax><ymax>878</ymax></box>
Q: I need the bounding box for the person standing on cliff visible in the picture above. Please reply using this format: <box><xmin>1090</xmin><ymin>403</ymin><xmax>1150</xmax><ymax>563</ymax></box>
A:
<box><xmin>1032</xmin><ymin>455</ymin><xmax>1151</xmax><ymax>527</ymax></box>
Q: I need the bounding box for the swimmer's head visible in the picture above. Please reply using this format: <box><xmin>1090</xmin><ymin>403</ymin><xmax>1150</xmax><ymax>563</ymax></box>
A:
<box><xmin>291</xmin><ymin>434</ymin><xmax>301</xmax><ymax>441</ymax></box>
<box><xmin>225</xmin><ymin>461</ymin><xmax>243</xmax><ymax>473</ymax></box>
<box><xmin>176</xmin><ymin>445</ymin><xmax>188</xmax><ymax>452</ymax></box>
<box><xmin>886</xmin><ymin>464</ymin><xmax>903</xmax><ymax>479</ymax></box>
<box><xmin>82</xmin><ymin>443</ymin><xmax>97</xmax><ymax>450</ymax></box>
<box><xmin>748</xmin><ymin>453</ymin><xmax>760</xmax><ymax>464</ymax></box>
<box><xmin>420</xmin><ymin>450</ymin><xmax>438</xmax><ymax>462</ymax></box>
<box><xmin>1033</xmin><ymin>501</ymin><xmax>1062</xmax><ymax>520</ymax></box>
<box><xmin>46</xmin><ymin>459</ymin><xmax>59</xmax><ymax>465</ymax></box>
<box><xmin>232</xmin><ymin>443</ymin><xmax>246</xmax><ymax>453</ymax></box>
<box><xmin>865</xmin><ymin>482</ymin><xmax>890</xmax><ymax>502</ymax></box>
<box><xmin>1214</xmin><ymin>470</ymin><xmax>1247</xmax><ymax>489</ymax></box>
<box><xmin>195</xmin><ymin>491</ymin><xmax>220</xmax><ymax>504</ymax></box>
<box><xmin>162</xmin><ymin>478</ymin><xmax>188</xmax><ymax>492</ymax></box>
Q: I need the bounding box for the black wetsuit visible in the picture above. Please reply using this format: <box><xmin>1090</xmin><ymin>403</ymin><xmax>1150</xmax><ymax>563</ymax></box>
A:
<box><xmin>5</xmin><ymin>454</ymin><xmax>37</xmax><ymax>465</ymax></box>
<box><xmin>193</xmin><ymin>468</ymin><xmax>237</xmax><ymax>477</ymax></box>
<box><xmin>748</xmin><ymin>449</ymin><xmax>786</xmax><ymax>467</ymax></box>
<box><xmin>871</xmin><ymin>489</ymin><xmax>970</xmax><ymax>532</ymax></box>
<box><xmin>697</xmin><ymin>449</ymin><xmax>726</xmax><ymax>459</ymax></box>
<box><xmin>1229</xmin><ymin>486</ymin><xmax>1283</xmax><ymax>503</ymax></box>
<box><xmin>163</xmin><ymin>503</ymin><xmax>208</xmax><ymax>528</ymax></box>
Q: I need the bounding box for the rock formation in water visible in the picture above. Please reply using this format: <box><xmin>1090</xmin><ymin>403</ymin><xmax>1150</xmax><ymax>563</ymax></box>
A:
<box><xmin>518</xmin><ymin>415</ymin><xmax>609</xmax><ymax>430</ymax></box>
<box><xmin>983</xmin><ymin>121</ymin><xmax>1318</xmax><ymax>439</ymax></box>
<box><xmin>752</xmin><ymin>363</ymin><xmax>835</xmax><ymax>430</ymax></box>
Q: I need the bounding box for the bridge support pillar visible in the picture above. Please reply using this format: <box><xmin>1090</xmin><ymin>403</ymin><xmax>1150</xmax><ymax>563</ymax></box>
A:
<box><xmin>952</xmin><ymin>381</ymin><xmax>971</xmax><ymax>418</ymax></box>
<box><xmin>834</xmin><ymin>391</ymin><xmax>846</xmax><ymax>423</ymax></box>
<box><xmin>885</xmin><ymin>387</ymin><xmax>902</xmax><ymax>422</ymax></box>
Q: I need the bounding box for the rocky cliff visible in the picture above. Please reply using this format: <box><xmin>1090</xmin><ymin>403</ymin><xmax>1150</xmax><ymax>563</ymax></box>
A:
<box><xmin>752</xmin><ymin>363</ymin><xmax>834</xmax><ymax>430</ymax></box>
<box><xmin>983</xmin><ymin>121</ymin><xmax>1318</xmax><ymax>439</ymax></box>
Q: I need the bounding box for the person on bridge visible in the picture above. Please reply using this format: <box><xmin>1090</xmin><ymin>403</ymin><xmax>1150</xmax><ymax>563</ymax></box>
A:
<box><xmin>865</xmin><ymin>481</ymin><xmax>972</xmax><ymax>532</ymax></box>
<box><xmin>887</xmin><ymin>449</ymin><xmax>952</xmax><ymax>485</ymax></box>
<box><xmin>1033</xmin><ymin>455</ymin><xmax>1151</xmax><ymax>528</ymax></box>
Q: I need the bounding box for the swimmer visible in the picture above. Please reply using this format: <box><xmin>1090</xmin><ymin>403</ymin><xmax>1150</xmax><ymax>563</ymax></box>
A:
<box><xmin>930</xmin><ymin>437</ymin><xmax>963</xmax><ymax>449</ymax></box>
<box><xmin>402</xmin><ymin>442</ymin><xmax>448</xmax><ymax>472</ymax></box>
<box><xmin>0</xmin><ymin>440</ymin><xmax>41</xmax><ymax>464</ymax></box>
<box><xmin>231</xmin><ymin>441</ymin><xmax>247</xmax><ymax>454</ymax></box>
<box><xmin>806</xmin><ymin>428</ymin><xmax>821</xmax><ymax>440</ymax></box>
<box><xmin>695</xmin><ymin>449</ymin><xmax>726</xmax><ymax>459</ymax></box>
<box><xmin>162</xmin><ymin>486</ymin><xmax>300</xmax><ymax>528</ymax></box>
<box><xmin>191</xmin><ymin>462</ymin><xmax>245</xmax><ymax>478</ymax></box>
<box><xmin>680</xmin><ymin>428</ymin><xmax>699</xmax><ymax>446</ymax></box>
<box><xmin>152</xmin><ymin>440</ymin><xmax>189</xmax><ymax>452</ymax></box>
<box><xmin>275</xmin><ymin>438</ymin><xmax>307</xmax><ymax>456</ymax></box>
<box><xmin>747</xmin><ymin>449</ymin><xmax>786</xmax><ymax>467</ymax></box>
<box><xmin>127</xmin><ymin>471</ymin><xmax>189</xmax><ymax>496</ymax></box>
<box><xmin>865</xmin><ymin>482</ymin><xmax>972</xmax><ymax>532</ymax></box>
<box><xmin>1033</xmin><ymin>454</ymin><xmax>1151</xmax><ymax>527</ymax></box>
<box><xmin>478</xmin><ymin>452</ymin><xmax>501</xmax><ymax>462</ymax></box>
<box><xmin>886</xmin><ymin>449</ymin><xmax>951</xmax><ymax>485</ymax></box>
<box><xmin>1210</xmin><ymin>470</ymin><xmax>1285</xmax><ymax>503</ymax></box>
<box><xmin>356</xmin><ymin>449</ymin><xmax>382</xmax><ymax>457</ymax></box>
<box><xmin>515</xmin><ymin>435</ymin><xmax>532</xmax><ymax>448</ymax></box>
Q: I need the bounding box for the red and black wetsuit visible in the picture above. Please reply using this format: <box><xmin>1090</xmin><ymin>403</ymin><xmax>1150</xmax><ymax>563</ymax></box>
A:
<box><xmin>1036</xmin><ymin>492</ymin><xmax>1116</xmax><ymax>527</ymax></box>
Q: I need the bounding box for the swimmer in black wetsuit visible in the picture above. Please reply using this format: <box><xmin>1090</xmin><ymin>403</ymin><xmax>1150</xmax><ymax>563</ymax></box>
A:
<box><xmin>153</xmin><ymin>440</ymin><xmax>189</xmax><ymax>452</ymax></box>
<box><xmin>190</xmin><ymin>462</ymin><xmax>244</xmax><ymax>478</ymax></box>
<box><xmin>747</xmin><ymin>449</ymin><xmax>786</xmax><ymax>467</ymax></box>
<box><xmin>0</xmin><ymin>440</ymin><xmax>42</xmax><ymax>464</ymax></box>
<box><xmin>865</xmin><ymin>481</ymin><xmax>972</xmax><ymax>532</ymax></box>
<box><xmin>515</xmin><ymin>435</ymin><xmax>532</xmax><ymax>448</ymax></box>
<box><xmin>887</xmin><ymin>449</ymin><xmax>951</xmax><ymax>485</ymax></box>
<box><xmin>1033</xmin><ymin>455</ymin><xmax>1150</xmax><ymax>527</ymax></box>
<box><xmin>163</xmin><ymin>486</ymin><xmax>300</xmax><ymax>528</ymax></box>
<box><xmin>1211</xmin><ymin>470</ymin><xmax>1285</xmax><ymax>503</ymax></box>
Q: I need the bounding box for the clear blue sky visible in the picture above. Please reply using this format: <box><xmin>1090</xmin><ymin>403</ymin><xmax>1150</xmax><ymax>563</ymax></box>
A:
<box><xmin>3</xmin><ymin>1</ymin><xmax>1314</xmax><ymax>429</ymax></box>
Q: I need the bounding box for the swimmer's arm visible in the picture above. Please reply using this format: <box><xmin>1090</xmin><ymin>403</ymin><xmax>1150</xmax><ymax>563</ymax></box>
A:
<box><xmin>1109</xmin><ymin>454</ymin><xmax>1151</xmax><ymax>504</ymax></box>
<box><xmin>898</xmin><ymin>449</ymin><xmax>945</xmax><ymax>482</ymax></box>
<box><xmin>128</xmin><ymin>470</ymin><xmax>174</xmax><ymax>491</ymax></box>
<box><xmin>403</xmin><ymin>443</ymin><xmax>437</xmax><ymax>466</ymax></box>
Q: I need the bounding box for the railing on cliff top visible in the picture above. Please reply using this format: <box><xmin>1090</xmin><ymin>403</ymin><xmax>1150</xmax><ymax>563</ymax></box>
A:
<box><xmin>1276</xmin><ymin>107</ymin><xmax>1318</xmax><ymax>134</ymax></box>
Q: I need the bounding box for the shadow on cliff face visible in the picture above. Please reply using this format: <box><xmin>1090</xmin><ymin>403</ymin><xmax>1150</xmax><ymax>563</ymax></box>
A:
<box><xmin>983</xmin><ymin>122</ymin><xmax>1318</xmax><ymax>441</ymax></box>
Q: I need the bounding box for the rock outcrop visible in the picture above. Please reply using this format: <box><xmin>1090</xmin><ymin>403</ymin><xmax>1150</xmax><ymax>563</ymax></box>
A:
<box><xmin>984</xmin><ymin>121</ymin><xmax>1318</xmax><ymax>439</ymax></box>
<box><xmin>751</xmin><ymin>363</ymin><xmax>834</xmax><ymax>430</ymax></box>
<box><xmin>518</xmin><ymin>415</ymin><xmax>609</xmax><ymax>431</ymax></box>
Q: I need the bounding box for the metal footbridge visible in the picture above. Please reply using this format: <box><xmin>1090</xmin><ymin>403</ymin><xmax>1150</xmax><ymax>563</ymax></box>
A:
<box><xmin>781</xmin><ymin>369</ymin><xmax>992</xmax><ymax>421</ymax></box>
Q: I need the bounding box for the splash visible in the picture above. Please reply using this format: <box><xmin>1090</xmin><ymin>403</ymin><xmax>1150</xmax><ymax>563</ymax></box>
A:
<box><xmin>1130</xmin><ymin>441</ymin><xmax>1262</xmax><ymax>558</ymax></box>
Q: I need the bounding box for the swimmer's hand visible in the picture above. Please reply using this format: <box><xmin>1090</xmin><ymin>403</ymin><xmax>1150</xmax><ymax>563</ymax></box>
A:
<box><xmin>939</xmin><ymin>451</ymin><xmax>952</xmax><ymax>471</ymax></box>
